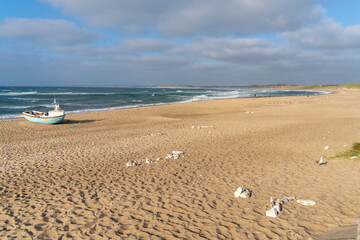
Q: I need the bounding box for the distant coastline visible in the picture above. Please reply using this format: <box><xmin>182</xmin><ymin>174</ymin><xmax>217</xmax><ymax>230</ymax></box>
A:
<box><xmin>145</xmin><ymin>84</ymin><xmax>360</xmax><ymax>90</ymax></box>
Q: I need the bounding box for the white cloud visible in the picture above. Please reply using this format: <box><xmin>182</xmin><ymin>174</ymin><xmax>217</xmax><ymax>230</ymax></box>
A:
<box><xmin>171</xmin><ymin>37</ymin><xmax>295</xmax><ymax>66</ymax></box>
<box><xmin>122</xmin><ymin>38</ymin><xmax>175</xmax><ymax>53</ymax></box>
<box><xmin>2</xmin><ymin>42</ymin><xmax>359</xmax><ymax>86</ymax></box>
<box><xmin>280</xmin><ymin>18</ymin><xmax>360</xmax><ymax>49</ymax></box>
<box><xmin>41</xmin><ymin>0</ymin><xmax>325</xmax><ymax>36</ymax></box>
<box><xmin>1</xmin><ymin>2</ymin><xmax>359</xmax><ymax>87</ymax></box>
<box><xmin>0</xmin><ymin>18</ymin><xmax>100</xmax><ymax>46</ymax></box>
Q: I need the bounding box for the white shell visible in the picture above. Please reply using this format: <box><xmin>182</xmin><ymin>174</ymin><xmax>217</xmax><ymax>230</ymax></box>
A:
<box><xmin>296</xmin><ymin>200</ymin><xmax>316</xmax><ymax>206</ymax></box>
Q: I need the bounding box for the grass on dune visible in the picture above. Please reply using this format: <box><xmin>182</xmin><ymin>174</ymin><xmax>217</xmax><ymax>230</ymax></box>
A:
<box><xmin>331</xmin><ymin>142</ymin><xmax>360</xmax><ymax>160</ymax></box>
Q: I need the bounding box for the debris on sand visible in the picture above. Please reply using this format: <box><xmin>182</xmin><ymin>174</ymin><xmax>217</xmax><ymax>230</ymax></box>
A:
<box><xmin>169</xmin><ymin>150</ymin><xmax>184</xmax><ymax>160</ymax></box>
<box><xmin>266</xmin><ymin>196</ymin><xmax>296</xmax><ymax>218</ymax></box>
<box><xmin>296</xmin><ymin>199</ymin><xmax>316</xmax><ymax>206</ymax></box>
<box><xmin>192</xmin><ymin>125</ymin><xmax>213</xmax><ymax>129</ymax></box>
<box><xmin>126</xmin><ymin>151</ymin><xmax>185</xmax><ymax>167</ymax></box>
<box><xmin>234</xmin><ymin>187</ymin><xmax>252</xmax><ymax>198</ymax></box>
<box><xmin>126</xmin><ymin>161</ymin><xmax>141</xmax><ymax>167</ymax></box>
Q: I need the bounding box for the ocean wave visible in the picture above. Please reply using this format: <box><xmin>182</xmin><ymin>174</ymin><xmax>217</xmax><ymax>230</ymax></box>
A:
<box><xmin>36</xmin><ymin>92</ymin><xmax>117</xmax><ymax>96</ymax></box>
<box><xmin>2</xmin><ymin>92</ymin><xmax>118</xmax><ymax>96</ymax></box>
<box><xmin>185</xmin><ymin>91</ymin><xmax>248</xmax><ymax>102</ymax></box>
<box><xmin>188</xmin><ymin>94</ymin><xmax>208</xmax><ymax>102</ymax></box>
<box><xmin>0</xmin><ymin>105</ymin><xmax>33</xmax><ymax>109</ymax></box>
<box><xmin>9</xmin><ymin>97</ymin><xmax>40</xmax><ymax>102</ymax></box>
<box><xmin>39</xmin><ymin>104</ymin><xmax>55</xmax><ymax>108</ymax></box>
<box><xmin>0</xmin><ymin>114</ymin><xmax>23</xmax><ymax>119</ymax></box>
<box><xmin>0</xmin><ymin>91</ymin><xmax>37</xmax><ymax>96</ymax></box>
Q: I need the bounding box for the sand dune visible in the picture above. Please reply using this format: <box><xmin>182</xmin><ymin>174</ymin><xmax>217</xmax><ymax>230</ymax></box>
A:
<box><xmin>1</xmin><ymin>89</ymin><xmax>360</xmax><ymax>239</ymax></box>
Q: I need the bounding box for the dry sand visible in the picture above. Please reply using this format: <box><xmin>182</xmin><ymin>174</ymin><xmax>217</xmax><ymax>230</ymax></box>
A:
<box><xmin>1</xmin><ymin>89</ymin><xmax>360</xmax><ymax>239</ymax></box>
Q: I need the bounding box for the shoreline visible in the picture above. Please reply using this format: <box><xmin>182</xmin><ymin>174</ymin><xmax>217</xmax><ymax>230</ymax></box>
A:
<box><xmin>0</xmin><ymin>88</ymin><xmax>332</xmax><ymax>121</ymax></box>
<box><xmin>1</xmin><ymin>88</ymin><xmax>360</xmax><ymax>239</ymax></box>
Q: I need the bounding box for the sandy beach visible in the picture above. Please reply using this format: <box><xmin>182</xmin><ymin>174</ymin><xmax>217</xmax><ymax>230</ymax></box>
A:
<box><xmin>1</xmin><ymin>89</ymin><xmax>360</xmax><ymax>239</ymax></box>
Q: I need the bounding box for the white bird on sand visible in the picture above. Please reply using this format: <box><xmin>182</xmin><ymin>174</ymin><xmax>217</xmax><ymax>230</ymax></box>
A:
<box><xmin>315</xmin><ymin>156</ymin><xmax>327</xmax><ymax>165</ymax></box>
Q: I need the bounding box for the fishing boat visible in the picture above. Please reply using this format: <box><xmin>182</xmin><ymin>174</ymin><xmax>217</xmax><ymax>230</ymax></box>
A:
<box><xmin>22</xmin><ymin>99</ymin><xmax>65</xmax><ymax>124</ymax></box>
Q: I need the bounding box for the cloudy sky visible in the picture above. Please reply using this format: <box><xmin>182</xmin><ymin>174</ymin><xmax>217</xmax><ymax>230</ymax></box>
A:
<box><xmin>0</xmin><ymin>0</ymin><xmax>359</xmax><ymax>86</ymax></box>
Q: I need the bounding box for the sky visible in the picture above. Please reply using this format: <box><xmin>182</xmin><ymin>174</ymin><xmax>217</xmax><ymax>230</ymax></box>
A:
<box><xmin>0</xmin><ymin>0</ymin><xmax>359</xmax><ymax>86</ymax></box>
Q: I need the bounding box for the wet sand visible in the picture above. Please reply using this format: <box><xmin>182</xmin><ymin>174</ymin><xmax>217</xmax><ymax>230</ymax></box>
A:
<box><xmin>1</xmin><ymin>89</ymin><xmax>360</xmax><ymax>239</ymax></box>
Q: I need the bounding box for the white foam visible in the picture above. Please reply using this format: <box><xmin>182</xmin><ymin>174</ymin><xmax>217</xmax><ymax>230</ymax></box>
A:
<box><xmin>9</xmin><ymin>97</ymin><xmax>40</xmax><ymax>102</ymax></box>
<box><xmin>0</xmin><ymin>91</ymin><xmax>37</xmax><ymax>96</ymax></box>
<box><xmin>0</xmin><ymin>105</ymin><xmax>33</xmax><ymax>109</ymax></box>
<box><xmin>0</xmin><ymin>114</ymin><xmax>23</xmax><ymax>119</ymax></box>
<box><xmin>36</xmin><ymin>92</ymin><xmax>117</xmax><ymax>95</ymax></box>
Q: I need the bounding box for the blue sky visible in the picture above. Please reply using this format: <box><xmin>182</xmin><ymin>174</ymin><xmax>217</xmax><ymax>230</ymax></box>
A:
<box><xmin>0</xmin><ymin>0</ymin><xmax>359</xmax><ymax>86</ymax></box>
<box><xmin>321</xmin><ymin>0</ymin><xmax>360</xmax><ymax>26</ymax></box>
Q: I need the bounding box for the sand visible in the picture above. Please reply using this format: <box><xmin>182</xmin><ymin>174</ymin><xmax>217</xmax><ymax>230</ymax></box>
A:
<box><xmin>1</xmin><ymin>89</ymin><xmax>360</xmax><ymax>239</ymax></box>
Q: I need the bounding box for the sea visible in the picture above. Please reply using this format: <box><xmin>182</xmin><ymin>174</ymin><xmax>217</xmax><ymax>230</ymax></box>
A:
<box><xmin>0</xmin><ymin>87</ymin><xmax>330</xmax><ymax>120</ymax></box>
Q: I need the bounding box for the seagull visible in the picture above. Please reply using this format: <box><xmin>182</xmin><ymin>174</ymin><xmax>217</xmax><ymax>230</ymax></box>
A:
<box><xmin>315</xmin><ymin>156</ymin><xmax>327</xmax><ymax>165</ymax></box>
